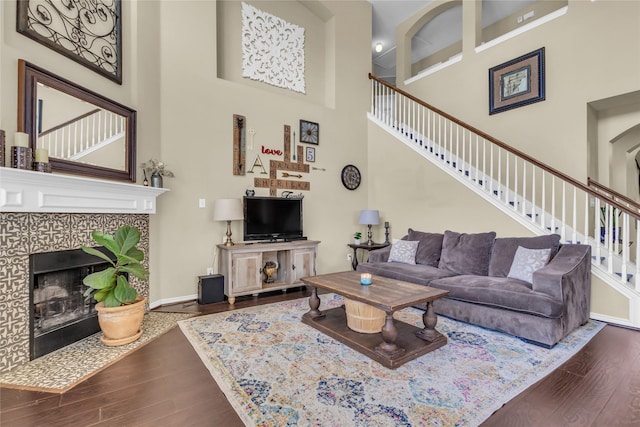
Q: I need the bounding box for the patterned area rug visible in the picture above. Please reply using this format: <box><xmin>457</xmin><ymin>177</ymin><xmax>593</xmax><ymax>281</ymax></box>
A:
<box><xmin>0</xmin><ymin>312</ymin><xmax>193</xmax><ymax>393</ymax></box>
<box><xmin>179</xmin><ymin>294</ymin><xmax>604</xmax><ymax>427</ymax></box>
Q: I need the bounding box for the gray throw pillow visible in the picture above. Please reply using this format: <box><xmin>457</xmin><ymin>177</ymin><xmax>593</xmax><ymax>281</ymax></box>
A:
<box><xmin>507</xmin><ymin>246</ymin><xmax>552</xmax><ymax>284</ymax></box>
<box><xmin>488</xmin><ymin>234</ymin><xmax>561</xmax><ymax>277</ymax></box>
<box><xmin>408</xmin><ymin>229</ymin><xmax>444</xmax><ymax>267</ymax></box>
<box><xmin>438</xmin><ymin>230</ymin><xmax>496</xmax><ymax>276</ymax></box>
<box><xmin>387</xmin><ymin>240</ymin><xmax>419</xmax><ymax>264</ymax></box>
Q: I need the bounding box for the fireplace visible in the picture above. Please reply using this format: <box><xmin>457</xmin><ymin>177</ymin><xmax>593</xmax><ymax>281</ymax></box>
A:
<box><xmin>0</xmin><ymin>168</ymin><xmax>165</xmax><ymax>374</ymax></box>
<box><xmin>30</xmin><ymin>247</ymin><xmax>116</xmax><ymax>359</ymax></box>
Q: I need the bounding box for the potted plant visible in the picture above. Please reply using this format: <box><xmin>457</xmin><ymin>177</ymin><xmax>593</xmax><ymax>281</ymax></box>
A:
<box><xmin>600</xmin><ymin>206</ymin><xmax>622</xmax><ymax>244</ymax></box>
<box><xmin>353</xmin><ymin>232</ymin><xmax>362</xmax><ymax>245</ymax></box>
<box><xmin>82</xmin><ymin>225</ymin><xmax>149</xmax><ymax>346</ymax></box>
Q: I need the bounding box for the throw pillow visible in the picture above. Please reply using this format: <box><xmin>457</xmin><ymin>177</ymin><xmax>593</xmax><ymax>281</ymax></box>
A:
<box><xmin>387</xmin><ymin>240</ymin><xmax>419</xmax><ymax>264</ymax></box>
<box><xmin>488</xmin><ymin>234</ymin><xmax>561</xmax><ymax>277</ymax></box>
<box><xmin>408</xmin><ymin>229</ymin><xmax>444</xmax><ymax>267</ymax></box>
<box><xmin>438</xmin><ymin>230</ymin><xmax>496</xmax><ymax>276</ymax></box>
<box><xmin>507</xmin><ymin>246</ymin><xmax>552</xmax><ymax>284</ymax></box>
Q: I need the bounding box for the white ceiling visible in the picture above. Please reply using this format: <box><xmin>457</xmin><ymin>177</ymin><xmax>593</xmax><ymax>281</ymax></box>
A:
<box><xmin>371</xmin><ymin>0</ymin><xmax>536</xmax><ymax>82</ymax></box>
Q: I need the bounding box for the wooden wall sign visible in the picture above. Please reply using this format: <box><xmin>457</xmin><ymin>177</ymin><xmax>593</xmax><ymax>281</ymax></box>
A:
<box><xmin>233</xmin><ymin>114</ymin><xmax>246</xmax><ymax>175</ymax></box>
<box><xmin>254</xmin><ymin>125</ymin><xmax>310</xmax><ymax>196</ymax></box>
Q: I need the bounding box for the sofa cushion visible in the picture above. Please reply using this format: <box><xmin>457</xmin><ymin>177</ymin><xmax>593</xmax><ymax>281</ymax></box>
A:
<box><xmin>408</xmin><ymin>229</ymin><xmax>443</xmax><ymax>267</ymax></box>
<box><xmin>488</xmin><ymin>234</ymin><xmax>561</xmax><ymax>277</ymax></box>
<box><xmin>507</xmin><ymin>246</ymin><xmax>552</xmax><ymax>284</ymax></box>
<box><xmin>430</xmin><ymin>275</ymin><xmax>563</xmax><ymax>318</ymax></box>
<box><xmin>438</xmin><ymin>231</ymin><xmax>496</xmax><ymax>276</ymax></box>
<box><xmin>356</xmin><ymin>263</ymin><xmax>457</xmax><ymax>286</ymax></box>
<box><xmin>387</xmin><ymin>240</ymin><xmax>419</xmax><ymax>264</ymax></box>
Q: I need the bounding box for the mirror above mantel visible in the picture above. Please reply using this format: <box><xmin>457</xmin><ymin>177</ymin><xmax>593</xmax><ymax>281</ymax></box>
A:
<box><xmin>18</xmin><ymin>60</ymin><xmax>136</xmax><ymax>182</ymax></box>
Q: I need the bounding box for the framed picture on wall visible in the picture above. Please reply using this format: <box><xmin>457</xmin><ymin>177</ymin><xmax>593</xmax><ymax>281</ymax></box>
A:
<box><xmin>489</xmin><ymin>47</ymin><xmax>545</xmax><ymax>115</ymax></box>
<box><xmin>305</xmin><ymin>146</ymin><xmax>315</xmax><ymax>162</ymax></box>
<box><xmin>17</xmin><ymin>0</ymin><xmax>122</xmax><ymax>84</ymax></box>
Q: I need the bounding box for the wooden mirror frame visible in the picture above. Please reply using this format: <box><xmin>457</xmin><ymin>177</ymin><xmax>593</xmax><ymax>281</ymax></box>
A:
<box><xmin>18</xmin><ymin>60</ymin><xmax>136</xmax><ymax>182</ymax></box>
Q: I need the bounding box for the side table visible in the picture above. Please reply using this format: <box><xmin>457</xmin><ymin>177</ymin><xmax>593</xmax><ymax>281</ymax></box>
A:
<box><xmin>347</xmin><ymin>242</ymin><xmax>390</xmax><ymax>270</ymax></box>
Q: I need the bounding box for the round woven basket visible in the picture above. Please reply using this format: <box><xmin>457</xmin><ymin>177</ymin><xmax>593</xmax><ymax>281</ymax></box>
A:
<box><xmin>344</xmin><ymin>298</ymin><xmax>385</xmax><ymax>333</ymax></box>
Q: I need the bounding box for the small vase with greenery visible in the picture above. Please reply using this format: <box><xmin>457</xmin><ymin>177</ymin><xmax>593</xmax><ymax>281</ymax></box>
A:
<box><xmin>82</xmin><ymin>225</ymin><xmax>149</xmax><ymax>307</ymax></box>
<box><xmin>141</xmin><ymin>158</ymin><xmax>175</xmax><ymax>188</ymax></box>
<box><xmin>353</xmin><ymin>232</ymin><xmax>362</xmax><ymax>245</ymax></box>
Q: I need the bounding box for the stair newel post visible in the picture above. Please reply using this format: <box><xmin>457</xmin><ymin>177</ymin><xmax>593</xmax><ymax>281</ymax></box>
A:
<box><xmin>621</xmin><ymin>211</ymin><xmax>629</xmax><ymax>284</ymax></box>
<box><xmin>636</xmin><ymin>218</ymin><xmax>640</xmax><ymax>292</ymax></box>
<box><xmin>541</xmin><ymin>172</ymin><xmax>546</xmax><ymax>230</ymax></box>
<box><xmin>594</xmin><ymin>197</ymin><xmax>601</xmax><ymax>263</ymax></box>
<box><xmin>571</xmin><ymin>186</ymin><xmax>577</xmax><ymax>244</ymax></box>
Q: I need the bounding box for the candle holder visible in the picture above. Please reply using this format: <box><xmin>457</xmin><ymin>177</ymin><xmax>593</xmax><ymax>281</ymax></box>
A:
<box><xmin>0</xmin><ymin>130</ymin><xmax>5</xmax><ymax>167</ymax></box>
<box><xmin>360</xmin><ymin>273</ymin><xmax>372</xmax><ymax>285</ymax></box>
<box><xmin>11</xmin><ymin>146</ymin><xmax>32</xmax><ymax>170</ymax></box>
<box><xmin>384</xmin><ymin>222</ymin><xmax>390</xmax><ymax>244</ymax></box>
<box><xmin>34</xmin><ymin>162</ymin><xmax>52</xmax><ymax>173</ymax></box>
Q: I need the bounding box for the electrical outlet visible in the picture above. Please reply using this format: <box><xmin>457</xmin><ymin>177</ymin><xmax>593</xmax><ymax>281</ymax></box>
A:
<box><xmin>347</xmin><ymin>253</ymin><xmax>353</xmax><ymax>262</ymax></box>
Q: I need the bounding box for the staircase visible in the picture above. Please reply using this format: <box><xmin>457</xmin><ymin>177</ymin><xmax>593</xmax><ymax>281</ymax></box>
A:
<box><xmin>368</xmin><ymin>73</ymin><xmax>640</xmax><ymax>327</ymax></box>
<box><xmin>37</xmin><ymin>109</ymin><xmax>126</xmax><ymax>161</ymax></box>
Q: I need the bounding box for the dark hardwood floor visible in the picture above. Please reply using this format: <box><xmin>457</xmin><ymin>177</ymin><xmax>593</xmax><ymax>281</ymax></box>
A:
<box><xmin>2</xmin><ymin>287</ymin><xmax>640</xmax><ymax>426</ymax></box>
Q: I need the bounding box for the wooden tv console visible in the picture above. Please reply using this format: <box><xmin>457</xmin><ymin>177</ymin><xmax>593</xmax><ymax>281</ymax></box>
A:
<box><xmin>217</xmin><ymin>240</ymin><xmax>320</xmax><ymax>304</ymax></box>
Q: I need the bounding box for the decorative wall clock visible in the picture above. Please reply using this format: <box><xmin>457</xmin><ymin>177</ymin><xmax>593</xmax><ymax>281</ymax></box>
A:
<box><xmin>300</xmin><ymin>120</ymin><xmax>319</xmax><ymax>144</ymax></box>
<box><xmin>341</xmin><ymin>164</ymin><xmax>361</xmax><ymax>190</ymax></box>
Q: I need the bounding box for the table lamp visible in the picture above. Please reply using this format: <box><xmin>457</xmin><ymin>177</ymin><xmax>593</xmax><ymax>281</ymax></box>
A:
<box><xmin>213</xmin><ymin>198</ymin><xmax>244</xmax><ymax>246</ymax></box>
<box><xmin>359</xmin><ymin>209</ymin><xmax>380</xmax><ymax>245</ymax></box>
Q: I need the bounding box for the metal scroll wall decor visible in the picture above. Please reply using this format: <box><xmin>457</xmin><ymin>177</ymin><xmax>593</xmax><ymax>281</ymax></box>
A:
<box><xmin>17</xmin><ymin>0</ymin><xmax>122</xmax><ymax>84</ymax></box>
<box><xmin>241</xmin><ymin>2</ymin><xmax>305</xmax><ymax>93</ymax></box>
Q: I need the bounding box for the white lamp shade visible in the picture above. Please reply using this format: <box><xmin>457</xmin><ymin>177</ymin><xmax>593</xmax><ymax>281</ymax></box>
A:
<box><xmin>359</xmin><ymin>210</ymin><xmax>380</xmax><ymax>225</ymax></box>
<box><xmin>213</xmin><ymin>198</ymin><xmax>243</xmax><ymax>221</ymax></box>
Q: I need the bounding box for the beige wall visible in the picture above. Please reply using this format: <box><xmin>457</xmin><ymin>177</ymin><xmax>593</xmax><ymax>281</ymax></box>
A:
<box><xmin>1</xmin><ymin>0</ymin><xmax>372</xmax><ymax>305</ymax></box>
<box><xmin>3</xmin><ymin>0</ymin><xmax>638</xmax><ymax>320</ymax></box>
<box><xmin>377</xmin><ymin>0</ymin><xmax>639</xmax><ymax>321</ymax></box>
<box><xmin>397</xmin><ymin>0</ymin><xmax>640</xmax><ymax>181</ymax></box>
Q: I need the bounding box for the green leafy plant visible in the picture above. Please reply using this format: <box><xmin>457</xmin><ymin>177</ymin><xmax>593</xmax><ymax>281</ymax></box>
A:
<box><xmin>353</xmin><ymin>232</ymin><xmax>362</xmax><ymax>240</ymax></box>
<box><xmin>600</xmin><ymin>206</ymin><xmax>622</xmax><ymax>227</ymax></box>
<box><xmin>82</xmin><ymin>225</ymin><xmax>149</xmax><ymax>308</ymax></box>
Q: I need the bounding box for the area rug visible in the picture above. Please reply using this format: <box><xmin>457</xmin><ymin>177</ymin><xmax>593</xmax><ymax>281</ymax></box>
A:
<box><xmin>0</xmin><ymin>312</ymin><xmax>193</xmax><ymax>393</ymax></box>
<box><xmin>179</xmin><ymin>294</ymin><xmax>605</xmax><ymax>427</ymax></box>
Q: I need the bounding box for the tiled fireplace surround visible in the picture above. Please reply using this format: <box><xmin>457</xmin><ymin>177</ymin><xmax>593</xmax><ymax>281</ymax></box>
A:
<box><xmin>0</xmin><ymin>167</ymin><xmax>166</xmax><ymax>374</ymax></box>
<box><xmin>0</xmin><ymin>212</ymin><xmax>150</xmax><ymax>374</ymax></box>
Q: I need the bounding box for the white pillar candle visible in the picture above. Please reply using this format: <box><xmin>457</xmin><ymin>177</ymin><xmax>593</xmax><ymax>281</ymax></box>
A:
<box><xmin>14</xmin><ymin>132</ymin><xmax>29</xmax><ymax>147</ymax></box>
<box><xmin>35</xmin><ymin>148</ymin><xmax>49</xmax><ymax>163</ymax></box>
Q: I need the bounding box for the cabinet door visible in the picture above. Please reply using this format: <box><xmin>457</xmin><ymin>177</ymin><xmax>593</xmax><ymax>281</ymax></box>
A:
<box><xmin>231</xmin><ymin>252</ymin><xmax>262</xmax><ymax>292</ymax></box>
<box><xmin>292</xmin><ymin>248</ymin><xmax>316</xmax><ymax>282</ymax></box>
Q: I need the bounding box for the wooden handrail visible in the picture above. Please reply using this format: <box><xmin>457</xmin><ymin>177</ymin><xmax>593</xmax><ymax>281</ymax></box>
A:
<box><xmin>369</xmin><ymin>73</ymin><xmax>640</xmax><ymax>221</ymax></box>
<box><xmin>588</xmin><ymin>178</ymin><xmax>640</xmax><ymax>212</ymax></box>
<box><xmin>39</xmin><ymin>108</ymin><xmax>101</xmax><ymax>137</ymax></box>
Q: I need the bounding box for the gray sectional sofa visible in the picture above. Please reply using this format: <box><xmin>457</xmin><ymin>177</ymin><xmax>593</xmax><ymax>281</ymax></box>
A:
<box><xmin>356</xmin><ymin>229</ymin><xmax>592</xmax><ymax>348</ymax></box>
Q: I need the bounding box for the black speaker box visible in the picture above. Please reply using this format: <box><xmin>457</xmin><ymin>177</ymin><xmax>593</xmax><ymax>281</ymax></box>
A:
<box><xmin>198</xmin><ymin>274</ymin><xmax>225</xmax><ymax>304</ymax></box>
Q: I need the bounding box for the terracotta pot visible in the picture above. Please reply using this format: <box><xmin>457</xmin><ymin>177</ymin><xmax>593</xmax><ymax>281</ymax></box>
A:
<box><xmin>95</xmin><ymin>296</ymin><xmax>146</xmax><ymax>346</ymax></box>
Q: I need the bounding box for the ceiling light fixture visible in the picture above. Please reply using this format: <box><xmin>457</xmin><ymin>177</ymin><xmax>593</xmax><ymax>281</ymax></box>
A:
<box><xmin>375</xmin><ymin>42</ymin><xmax>383</xmax><ymax>53</ymax></box>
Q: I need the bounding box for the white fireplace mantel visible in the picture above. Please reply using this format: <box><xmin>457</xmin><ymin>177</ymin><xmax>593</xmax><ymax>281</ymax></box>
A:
<box><xmin>0</xmin><ymin>167</ymin><xmax>169</xmax><ymax>214</ymax></box>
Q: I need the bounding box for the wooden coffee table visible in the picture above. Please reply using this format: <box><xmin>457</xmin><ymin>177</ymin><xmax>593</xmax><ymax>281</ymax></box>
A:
<box><xmin>301</xmin><ymin>271</ymin><xmax>449</xmax><ymax>369</ymax></box>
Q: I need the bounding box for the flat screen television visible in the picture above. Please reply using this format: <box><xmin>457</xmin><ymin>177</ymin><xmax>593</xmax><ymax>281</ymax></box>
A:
<box><xmin>243</xmin><ymin>196</ymin><xmax>304</xmax><ymax>241</ymax></box>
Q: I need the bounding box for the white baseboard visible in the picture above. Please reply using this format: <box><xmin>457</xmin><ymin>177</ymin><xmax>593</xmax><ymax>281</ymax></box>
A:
<box><xmin>149</xmin><ymin>293</ymin><xmax>198</xmax><ymax>309</ymax></box>
<box><xmin>590</xmin><ymin>312</ymin><xmax>633</xmax><ymax>328</ymax></box>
